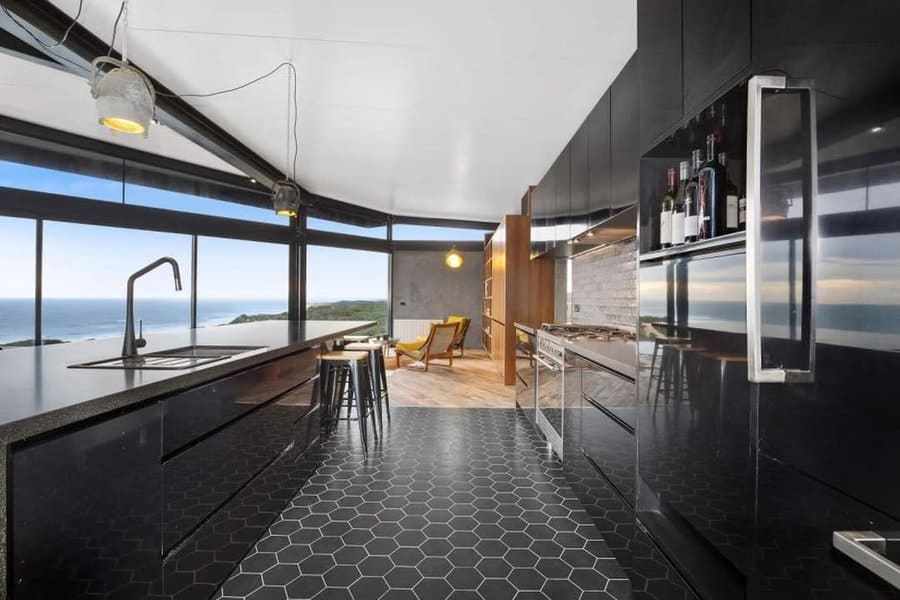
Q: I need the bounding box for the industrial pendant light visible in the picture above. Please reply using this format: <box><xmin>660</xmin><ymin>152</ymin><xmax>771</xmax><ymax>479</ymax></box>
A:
<box><xmin>90</xmin><ymin>56</ymin><xmax>155</xmax><ymax>136</ymax></box>
<box><xmin>445</xmin><ymin>246</ymin><xmax>464</xmax><ymax>269</ymax></box>
<box><xmin>272</xmin><ymin>180</ymin><xmax>300</xmax><ymax>217</ymax></box>
<box><xmin>273</xmin><ymin>63</ymin><xmax>300</xmax><ymax>217</ymax></box>
<box><xmin>90</xmin><ymin>0</ymin><xmax>155</xmax><ymax>136</ymax></box>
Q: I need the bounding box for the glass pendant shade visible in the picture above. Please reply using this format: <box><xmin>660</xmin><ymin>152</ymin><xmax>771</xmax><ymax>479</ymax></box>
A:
<box><xmin>90</xmin><ymin>57</ymin><xmax>155</xmax><ymax>136</ymax></box>
<box><xmin>445</xmin><ymin>247</ymin><xmax>464</xmax><ymax>269</ymax></box>
<box><xmin>272</xmin><ymin>180</ymin><xmax>301</xmax><ymax>217</ymax></box>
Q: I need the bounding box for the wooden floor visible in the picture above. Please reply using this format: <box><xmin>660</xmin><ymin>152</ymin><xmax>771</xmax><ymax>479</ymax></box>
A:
<box><xmin>385</xmin><ymin>348</ymin><xmax>515</xmax><ymax>408</ymax></box>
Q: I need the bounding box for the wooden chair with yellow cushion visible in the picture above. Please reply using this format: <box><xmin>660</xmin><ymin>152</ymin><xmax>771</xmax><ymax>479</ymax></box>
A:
<box><xmin>395</xmin><ymin>321</ymin><xmax>460</xmax><ymax>371</ymax></box>
<box><xmin>446</xmin><ymin>315</ymin><xmax>471</xmax><ymax>357</ymax></box>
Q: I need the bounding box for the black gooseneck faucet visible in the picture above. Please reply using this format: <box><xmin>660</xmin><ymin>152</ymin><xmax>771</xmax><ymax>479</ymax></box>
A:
<box><xmin>122</xmin><ymin>257</ymin><xmax>183</xmax><ymax>357</ymax></box>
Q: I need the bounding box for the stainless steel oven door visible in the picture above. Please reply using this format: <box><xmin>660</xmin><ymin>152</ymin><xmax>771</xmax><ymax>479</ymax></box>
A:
<box><xmin>535</xmin><ymin>352</ymin><xmax>564</xmax><ymax>458</ymax></box>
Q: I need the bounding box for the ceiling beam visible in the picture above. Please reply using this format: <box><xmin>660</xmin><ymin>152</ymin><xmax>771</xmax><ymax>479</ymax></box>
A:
<box><xmin>0</xmin><ymin>0</ymin><xmax>288</xmax><ymax>189</ymax></box>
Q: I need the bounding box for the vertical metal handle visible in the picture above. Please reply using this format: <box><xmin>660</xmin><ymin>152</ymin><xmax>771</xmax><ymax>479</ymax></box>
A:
<box><xmin>745</xmin><ymin>75</ymin><xmax>818</xmax><ymax>383</ymax></box>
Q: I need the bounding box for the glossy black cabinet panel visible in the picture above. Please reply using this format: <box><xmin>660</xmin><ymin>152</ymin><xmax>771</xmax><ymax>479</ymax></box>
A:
<box><xmin>681</xmin><ymin>0</ymin><xmax>750</xmax><ymax>116</ymax></box>
<box><xmin>611</xmin><ymin>53</ymin><xmax>640</xmax><ymax>213</ymax></box>
<box><xmin>553</xmin><ymin>144</ymin><xmax>571</xmax><ymax>245</ymax></box>
<box><xmin>570</xmin><ymin>118</ymin><xmax>590</xmax><ymax>239</ymax></box>
<box><xmin>163</xmin><ymin>380</ymin><xmax>312</xmax><ymax>552</ymax></box>
<box><xmin>163</xmin><ymin>349</ymin><xmax>316</xmax><ymax>455</ymax></box>
<box><xmin>631</xmin><ymin>521</ymin><xmax>699</xmax><ymax>600</ymax></box>
<box><xmin>531</xmin><ymin>166</ymin><xmax>556</xmax><ymax>257</ymax></box>
<box><xmin>638</xmin><ymin>252</ymin><xmax>755</xmax><ymax>598</ymax></box>
<box><xmin>589</xmin><ymin>91</ymin><xmax>612</xmax><ymax>227</ymax></box>
<box><xmin>582</xmin><ymin>402</ymin><xmax>635</xmax><ymax>508</ymax></box>
<box><xmin>582</xmin><ymin>359</ymin><xmax>636</xmax><ymax>430</ymax></box>
<box><xmin>563</xmin><ymin>354</ymin><xmax>584</xmax><ymax>469</ymax></box>
<box><xmin>638</xmin><ymin>0</ymin><xmax>682</xmax><ymax>152</ymax></box>
<box><xmin>752</xmin><ymin>455</ymin><xmax>900</xmax><ymax>599</ymax></box>
<box><xmin>163</xmin><ymin>407</ymin><xmax>323</xmax><ymax>600</ymax></box>
<box><xmin>12</xmin><ymin>403</ymin><xmax>162</xmax><ymax>600</ymax></box>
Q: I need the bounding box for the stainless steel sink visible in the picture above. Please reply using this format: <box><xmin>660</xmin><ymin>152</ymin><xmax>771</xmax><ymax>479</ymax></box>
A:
<box><xmin>70</xmin><ymin>345</ymin><xmax>266</xmax><ymax>370</ymax></box>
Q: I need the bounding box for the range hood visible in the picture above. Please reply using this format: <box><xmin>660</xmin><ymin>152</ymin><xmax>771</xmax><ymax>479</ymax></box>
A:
<box><xmin>544</xmin><ymin>204</ymin><xmax>637</xmax><ymax>259</ymax></box>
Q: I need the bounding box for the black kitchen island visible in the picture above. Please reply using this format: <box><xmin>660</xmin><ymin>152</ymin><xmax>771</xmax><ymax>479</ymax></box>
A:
<box><xmin>0</xmin><ymin>320</ymin><xmax>374</xmax><ymax>600</ymax></box>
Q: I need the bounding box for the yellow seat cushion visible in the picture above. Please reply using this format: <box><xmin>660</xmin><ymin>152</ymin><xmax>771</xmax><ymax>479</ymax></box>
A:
<box><xmin>396</xmin><ymin>339</ymin><xmax>426</xmax><ymax>352</ymax></box>
<box><xmin>447</xmin><ymin>315</ymin><xmax>466</xmax><ymax>324</ymax></box>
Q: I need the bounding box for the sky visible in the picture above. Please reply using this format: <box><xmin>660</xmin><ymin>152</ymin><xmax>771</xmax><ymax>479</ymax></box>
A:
<box><xmin>0</xmin><ymin>160</ymin><xmax>486</xmax><ymax>301</ymax></box>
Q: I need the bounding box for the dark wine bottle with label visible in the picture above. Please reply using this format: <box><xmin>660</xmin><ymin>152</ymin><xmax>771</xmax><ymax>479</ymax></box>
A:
<box><xmin>698</xmin><ymin>134</ymin><xmax>725</xmax><ymax>239</ymax></box>
<box><xmin>720</xmin><ymin>152</ymin><xmax>740</xmax><ymax>233</ymax></box>
<box><xmin>684</xmin><ymin>150</ymin><xmax>702</xmax><ymax>243</ymax></box>
<box><xmin>672</xmin><ymin>161</ymin><xmax>689</xmax><ymax>245</ymax></box>
<box><xmin>660</xmin><ymin>168</ymin><xmax>676</xmax><ymax>248</ymax></box>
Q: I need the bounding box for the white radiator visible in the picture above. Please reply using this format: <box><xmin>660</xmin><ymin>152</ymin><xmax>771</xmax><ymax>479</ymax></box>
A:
<box><xmin>393</xmin><ymin>319</ymin><xmax>439</xmax><ymax>341</ymax></box>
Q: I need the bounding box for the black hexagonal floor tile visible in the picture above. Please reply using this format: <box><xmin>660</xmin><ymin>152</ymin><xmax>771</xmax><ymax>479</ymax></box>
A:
<box><xmin>213</xmin><ymin>408</ymin><xmax>628</xmax><ymax>600</ymax></box>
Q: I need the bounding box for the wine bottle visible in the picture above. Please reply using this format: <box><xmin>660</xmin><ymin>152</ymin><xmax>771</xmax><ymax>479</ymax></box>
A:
<box><xmin>698</xmin><ymin>135</ymin><xmax>725</xmax><ymax>239</ymax></box>
<box><xmin>660</xmin><ymin>168</ymin><xmax>676</xmax><ymax>248</ymax></box>
<box><xmin>672</xmin><ymin>161</ymin><xmax>689</xmax><ymax>245</ymax></box>
<box><xmin>720</xmin><ymin>152</ymin><xmax>740</xmax><ymax>233</ymax></box>
<box><xmin>684</xmin><ymin>150</ymin><xmax>702</xmax><ymax>243</ymax></box>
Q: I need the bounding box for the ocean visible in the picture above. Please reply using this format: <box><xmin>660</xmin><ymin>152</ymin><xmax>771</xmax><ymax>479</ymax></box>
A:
<box><xmin>0</xmin><ymin>298</ymin><xmax>288</xmax><ymax>344</ymax></box>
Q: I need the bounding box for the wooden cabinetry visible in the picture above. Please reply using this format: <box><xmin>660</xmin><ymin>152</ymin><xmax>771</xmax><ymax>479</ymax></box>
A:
<box><xmin>483</xmin><ymin>215</ymin><xmax>554</xmax><ymax>385</ymax></box>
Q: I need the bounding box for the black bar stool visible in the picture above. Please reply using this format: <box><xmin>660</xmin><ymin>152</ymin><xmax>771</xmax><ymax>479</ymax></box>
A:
<box><xmin>344</xmin><ymin>341</ymin><xmax>391</xmax><ymax>429</ymax></box>
<box><xmin>318</xmin><ymin>350</ymin><xmax>379</xmax><ymax>453</ymax></box>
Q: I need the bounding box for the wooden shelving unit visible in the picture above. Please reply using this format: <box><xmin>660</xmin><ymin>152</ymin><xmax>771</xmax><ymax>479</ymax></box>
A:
<box><xmin>481</xmin><ymin>213</ymin><xmax>554</xmax><ymax>385</ymax></box>
<box><xmin>481</xmin><ymin>237</ymin><xmax>493</xmax><ymax>354</ymax></box>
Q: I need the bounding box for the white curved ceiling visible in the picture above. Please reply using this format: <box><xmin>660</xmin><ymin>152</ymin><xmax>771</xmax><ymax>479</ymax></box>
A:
<box><xmin>46</xmin><ymin>0</ymin><xmax>636</xmax><ymax>221</ymax></box>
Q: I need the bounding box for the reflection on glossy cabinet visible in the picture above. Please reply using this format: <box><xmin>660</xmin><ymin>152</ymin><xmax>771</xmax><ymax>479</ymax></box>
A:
<box><xmin>12</xmin><ymin>403</ymin><xmax>163</xmax><ymax>600</ymax></box>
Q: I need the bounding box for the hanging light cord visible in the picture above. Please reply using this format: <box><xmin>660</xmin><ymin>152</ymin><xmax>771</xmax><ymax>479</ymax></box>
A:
<box><xmin>5</xmin><ymin>0</ymin><xmax>301</xmax><ymax>182</ymax></box>
<box><xmin>159</xmin><ymin>62</ymin><xmax>300</xmax><ymax>183</ymax></box>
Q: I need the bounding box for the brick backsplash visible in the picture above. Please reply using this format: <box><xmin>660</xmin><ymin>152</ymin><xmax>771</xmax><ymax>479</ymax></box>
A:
<box><xmin>571</xmin><ymin>239</ymin><xmax>637</xmax><ymax>328</ymax></box>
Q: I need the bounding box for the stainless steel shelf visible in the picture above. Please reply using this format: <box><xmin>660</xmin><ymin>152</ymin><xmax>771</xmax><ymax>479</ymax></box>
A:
<box><xmin>639</xmin><ymin>231</ymin><xmax>746</xmax><ymax>263</ymax></box>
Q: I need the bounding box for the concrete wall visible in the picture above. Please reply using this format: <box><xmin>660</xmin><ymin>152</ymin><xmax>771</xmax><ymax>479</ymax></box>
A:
<box><xmin>392</xmin><ymin>250</ymin><xmax>483</xmax><ymax>347</ymax></box>
<box><xmin>570</xmin><ymin>239</ymin><xmax>637</xmax><ymax>327</ymax></box>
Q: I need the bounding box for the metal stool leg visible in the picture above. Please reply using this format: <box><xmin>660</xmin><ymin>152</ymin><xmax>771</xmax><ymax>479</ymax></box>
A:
<box><xmin>348</xmin><ymin>360</ymin><xmax>368</xmax><ymax>452</ymax></box>
<box><xmin>377</xmin><ymin>347</ymin><xmax>391</xmax><ymax>422</ymax></box>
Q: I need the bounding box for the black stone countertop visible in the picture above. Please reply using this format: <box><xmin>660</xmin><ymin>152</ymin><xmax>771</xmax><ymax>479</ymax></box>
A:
<box><xmin>0</xmin><ymin>320</ymin><xmax>374</xmax><ymax>446</ymax></box>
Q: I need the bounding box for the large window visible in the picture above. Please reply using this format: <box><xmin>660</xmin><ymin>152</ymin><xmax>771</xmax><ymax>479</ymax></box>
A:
<box><xmin>308</xmin><ymin>217</ymin><xmax>387</xmax><ymax>239</ymax></box>
<box><xmin>0</xmin><ymin>159</ymin><xmax>121</xmax><ymax>202</ymax></box>
<box><xmin>307</xmin><ymin>246</ymin><xmax>389</xmax><ymax>334</ymax></box>
<box><xmin>196</xmin><ymin>237</ymin><xmax>288</xmax><ymax>327</ymax></box>
<box><xmin>0</xmin><ymin>217</ymin><xmax>36</xmax><ymax>346</ymax></box>
<box><xmin>42</xmin><ymin>222</ymin><xmax>192</xmax><ymax>343</ymax></box>
<box><xmin>392</xmin><ymin>223</ymin><xmax>490</xmax><ymax>241</ymax></box>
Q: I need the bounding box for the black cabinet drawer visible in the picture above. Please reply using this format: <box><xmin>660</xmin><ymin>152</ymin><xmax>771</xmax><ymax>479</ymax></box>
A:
<box><xmin>162</xmin><ymin>379</ymin><xmax>313</xmax><ymax>552</ymax></box>
<box><xmin>163</xmin><ymin>407</ymin><xmax>323</xmax><ymax>600</ymax></box>
<box><xmin>583</xmin><ymin>399</ymin><xmax>636</xmax><ymax>507</ymax></box>
<box><xmin>163</xmin><ymin>348</ymin><xmax>317</xmax><ymax>455</ymax></box>
<box><xmin>12</xmin><ymin>404</ymin><xmax>162</xmax><ymax>600</ymax></box>
<box><xmin>582</xmin><ymin>361</ymin><xmax>636</xmax><ymax>429</ymax></box>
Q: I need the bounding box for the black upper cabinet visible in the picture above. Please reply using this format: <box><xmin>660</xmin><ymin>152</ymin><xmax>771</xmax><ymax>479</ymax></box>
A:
<box><xmin>682</xmin><ymin>0</ymin><xmax>750</xmax><ymax>117</ymax></box>
<box><xmin>611</xmin><ymin>53</ymin><xmax>640</xmax><ymax>213</ymax></box>
<box><xmin>553</xmin><ymin>145</ymin><xmax>571</xmax><ymax>244</ymax></box>
<box><xmin>531</xmin><ymin>165</ymin><xmax>556</xmax><ymax>257</ymax></box>
<box><xmin>638</xmin><ymin>0</ymin><xmax>683</xmax><ymax>152</ymax></box>
<box><xmin>569</xmin><ymin>119</ymin><xmax>590</xmax><ymax>239</ymax></box>
<box><xmin>588</xmin><ymin>91</ymin><xmax>611</xmax><ymax>227</ymax></box>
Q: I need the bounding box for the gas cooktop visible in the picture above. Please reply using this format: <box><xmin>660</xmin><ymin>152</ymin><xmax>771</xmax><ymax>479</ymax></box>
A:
<box><xmin>538</xmin><ymin>323</ymin><xmax>636</xmax><ymax>343</ymax></box>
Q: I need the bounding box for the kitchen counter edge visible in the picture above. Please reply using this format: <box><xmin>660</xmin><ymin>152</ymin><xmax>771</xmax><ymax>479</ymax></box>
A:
<box><xmin>0</xmin><ymin>320</ymin><xmax>375</xmax><ymax>446</ymax></box>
